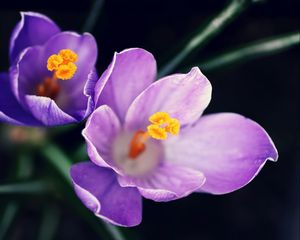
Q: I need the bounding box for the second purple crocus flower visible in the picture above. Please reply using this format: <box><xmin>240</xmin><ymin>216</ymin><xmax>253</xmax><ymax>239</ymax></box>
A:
<box><xmin>0</xmin><ymin>12</ymin><xmax>98</xmax><ymax>126</ymax></box>
<box><xmin>70</xmin><ymin>48</ymin><xmax>278</xmax><ymax>227</ymax></box>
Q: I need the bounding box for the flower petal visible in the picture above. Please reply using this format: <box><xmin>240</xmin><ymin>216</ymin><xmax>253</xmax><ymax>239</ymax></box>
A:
<box><xmin>70</xmin><ymin>162</ymin><xmax>142</xmax><ymax>227</ymax></box>
<box><xmin>25</xmin><ymin>95</ymin><xmax>77</xmax><ymax>126</ymax></box>
<box><xmin>118</xmin><ymin>163</ymin><xmax>206</xmax><ymax>202</ymax></box>
<box><xmin>10</xmin><ymin>32</ymin><xmax>98</xmax><ymax>124</ymax></box>
<box><xmin>10</xmin><ymin>12</ymin><xmax>60</xmax><ymax>63</ymax></box>
<box><xmin>82</xmin><ymin>105</ymin><xmax>121</xmax><ymax>172</ymax></box>
<box><xmin>10</xmin><ymin>46</ymin><xmax>47</xmax><ymax>104</ymax></box>
<box><xmin>164</xmin><ymin>113</ymin><xmax>278</xmax><ymax>194</ymax></box>
<box><xmin>0</xmin><ymin>72</ymin><xmax>41</xmax><ymax>126</ymax></box>
<box><xmin>124</xmin><ymin>67</ymin><xmax>212</xmax><ymax>131</ymax></box>
<box><xmin>43</xmin><ymin>32</ymin><xmax>98</xmax><ymax>99</ymax></box>
<box><xmin>94</xmin><ymin>48</ymin><xmax>157</xmax><ymax>122</ymax></box>
<box><xmin>81</xmin><ymin>69</ymin><xmax>98</xmax><ymax>119</ymax></box>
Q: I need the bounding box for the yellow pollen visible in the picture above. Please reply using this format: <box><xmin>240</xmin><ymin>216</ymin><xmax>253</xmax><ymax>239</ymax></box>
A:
<box><xmin>149</xmin><ymin>112</ymin><xmax>171</xmax><ymax>125</ymax></box>
<box><xmin>165</xmin><ymin>118</ymin><xmax>180</xmax><ymax>135</ymax></box>
<box><xmin>46</xmin><ymin>49</ymin><xmax>78</xmax><ymax>80</ymax></box>
<box><xmin>147</xmin><ymin>124</ymin><xmax>168</xmax><ymax>140</ymax></box>
<box><xmin>147</xmin><ymin>112</ymin><xmax>181</xmax><ymax>140</ymax></box>
<box><xmin>47</xmin><ymin>55</ymin><xmax>63</xmax><ymax>71</ymax></box>
<box><xmin>59</xmin><ymin>49</ymin><xmax>78</xmax><ymax>63</ymax></box>
<box><xmin>55</xmin><ymin>62</ymin><xmax>77</xmax><ymax>80</ymax></box>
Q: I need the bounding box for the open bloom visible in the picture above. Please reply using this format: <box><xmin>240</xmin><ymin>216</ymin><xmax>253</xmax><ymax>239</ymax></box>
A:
<box><xmin>70</xmin><ymin>48</ymin><xmax>278</xmax><ymax>226</ymax></box>
<box><xmin>0</xmin><ymin>12</ymin><xmax>97</xmax><ymax>126</ymax></box>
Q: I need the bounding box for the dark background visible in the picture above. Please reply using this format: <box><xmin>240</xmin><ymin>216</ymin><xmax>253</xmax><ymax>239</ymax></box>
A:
<box><xmin>0</xmin><ymin>0</ymin><xmax>299</xmax><ymax>240</ymax></box>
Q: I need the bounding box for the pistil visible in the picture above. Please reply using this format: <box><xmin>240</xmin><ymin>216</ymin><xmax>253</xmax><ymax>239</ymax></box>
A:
<box><xmin>36</xmin><ymin>75</ymin><xmax>60</xmax><ymax>99</ymax></box>
<box><xmin>128</xmin><ymin>131</ymin><xmax>150</xmax><ymax>158</ymax></box>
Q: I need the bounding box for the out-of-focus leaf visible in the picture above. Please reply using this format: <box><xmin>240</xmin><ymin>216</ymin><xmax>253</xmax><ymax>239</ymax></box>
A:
<box><xmin>0</xmin><ymin>180</ymin><xmax>48</xmax><ymax>194</ymax></box>
<box><xmin>199</xmin><ymin>32</ymin><xmax>300</xmax><ymax>71</ymax></box>
<box><xmin>82</xmin><ymin>0</ymin><xmax>105</xmax><ymax>32</ymax></box>
<box><xmin>0</xmin><ymin>202</ymin><xmax>19</xmax><ymax>240</ymax></box>
<box><xmin>38</xmin><ymin>204</ymin><xmax>60</xmax><ymax>240</ymax></box>
<box><xmin>158</xmin><ymin>0</ymin><xmax>257</xmax><ymax>77</ymax></box>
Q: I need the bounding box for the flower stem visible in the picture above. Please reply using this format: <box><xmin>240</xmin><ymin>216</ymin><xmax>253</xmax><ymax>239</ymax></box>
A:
<box><xmin>103</xmin><ymin>222</ymin><xmax>126</xmax><ymax>240</ymax></box>
<box><xmin>38</xmin><ymin>204</ymin><xmax>60</xmax><ymax>240</ymax></box>
<box><xmin>40</xmin><ymin>143</ymin><xmax>127</xmax><ymax>240</ymax></box>
<box><xmin>41</xmin><ymin>143</ymin><xmax>72</xmax><ymax>184</ymax></box>
<box><xmin>73</xmin><ymin>143</ymin><xmax>88</xmax><ymax>162</ymax></box>
<box><xmin>82</xmin><ymin>0</ymin><xmax>105</xmax><ymax>32</ymax></box>
<box><xmin>199</xmin><ymin>32</ymin><xmax>300</xmax><ymax>71</ymax></box>
<box><xmin>0</xmin><ymin>202</ymin><xmax>19</xmax><ymax>240</ymax></box>
<box><xmin>158</xmin><ymin>0</ymin><xmax>256</xmax><ymax>78</ymax></box>
<box><xmin>0</xmin><ymin>153</ymin><xmax>34</xmax><ymax>240</ymax></box>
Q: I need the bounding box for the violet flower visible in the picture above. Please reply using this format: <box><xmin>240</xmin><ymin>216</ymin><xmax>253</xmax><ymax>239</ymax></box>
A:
<box><xmin>0</xmin><ymin>12</ymin><xmax>98</xmax><ymax>126</ymax></box>
<box><xmin>70</xmin><ymin>48</ymin><xmax>278</xmax><ymax>227</ymax></box>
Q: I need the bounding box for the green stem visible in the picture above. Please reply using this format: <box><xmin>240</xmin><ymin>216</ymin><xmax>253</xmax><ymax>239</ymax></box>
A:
<box><xmin>73</xmin><ymin>143</ymin><xmax>88</xmax><ymax>162</ymax></box>
<box><xmin>199</xmin><ymin>32</ymin><xmax>300</xmax><ymax>71</ymax></box>
<box><xmin>38</xmin><ymin>204</ymin><xmax>60</xmax><ymax>240</ymax></box>
<box><xmin>17</xmin><ymin>152</ymin><xmax>34</xmax><ymax>179</ymax></box>
<box><xmin>0</xmin><ymin>153</ymin><xmax>34</xmax><ymax>240</ymax></box>
<box><xmin>0</xmin><ymin>180</ymin><xmax>48</xmax><ymax>194</ymax></box>
<box><xmin>40</xmin><ymin>143</ymin><xmax>126</xmax><ymax>240</ymax></box>
<box><xmin>158</xmin><ymin>0</ymin><xmax>255</xmax><ymax>78</ymax></box>
<box><xmin>0</xmin><ymin>202</ymin><xmax>19</xmax><ymax>240</ymax></box>
<box><xmin>82</xmin><ymin>0</ymin><xmax>105</xmax><ymax>32</ymax></box>
<box><xmin>103</xmin><ymin>222</ymin><xmax>126</xmax><ymax>240</ymax></box>
<box><xmin>41</xmin><ymin>143</ymin><xmax>72</xmax><ymax>184</ymax></box>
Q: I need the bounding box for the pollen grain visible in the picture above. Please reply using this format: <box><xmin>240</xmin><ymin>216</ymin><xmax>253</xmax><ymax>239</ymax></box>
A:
<box><xmin>46</xmin><ymin>49</ymin><xmax>78</xmax><ymax>80</ymax></box>
<box><xmin>55</xmin><ymin>62</ymin><xmax>77</xmax><ymax>80</ymax></box>
<box><xmin>147</xmin><ymin>124</ymin><xmax>168</xmax><ymax>140</ymax></box>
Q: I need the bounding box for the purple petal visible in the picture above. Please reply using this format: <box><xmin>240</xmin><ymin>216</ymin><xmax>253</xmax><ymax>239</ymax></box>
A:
<box><xmin>81</xmin><ymin>69</ymin><xmax>98</xmax><ymax>119</ymax></box>
<box><xmin>10</xmin><ymin>32</ymin><xmax>98</xmax><ymax>124</ymax></box>
<box><xmin>41</xmin><ymin>32</ymin><xmax>98</xmax><ymax>119</ymax></box>
<box><xmin>164</xmin><ymin>113</ymin><xmax>278</xmax><ymax>194</ymax></box>
<box><xmin>10</xmin><ymin>47</ymin><xmax>78</xmax><ymax>126</ymax></box>
<box><xmin>0</xmin><ymin>72</ymin><xmax>41</xmax><ymax>126</ymax></box>
<box><xmin>25</xmin><ymin>95</ymin><xmax>77</xmax><ymax>126</ymax></box>
<box><xmin>43</xmin><ymin>32</ymin><xmax>98</xmax><ymax>98</ymax></box>
<box><xmin>94</xmin><ymin>48</ymin><xmax>157</xmax><ymax>122</ymax></box>
<box><xmin>82</xmin><ymin>105</ymin><xmax>121</xmax><ymax>172</ymax></box>
<box><xmin>10</xmin><ymin>47</ymin><xmax>47</xmax><ymax>104</ymax></box>
<box><xmin>118</xmin><ymin>163</ymin><xmax>205</xmax><ymax>202</ymax></box>
<box><xmin>10</xmin><ymin>12</ymin><xmax>60</xmax><ymax>63</ymax></box>
<box><xmin>124</xmin><ymin>67</ymin><xmax>212</xmax><ymax>131</ymax></box>
<box><xmin>70</xmin><ymin>162</ymin><xmax>142</xmax><ymax>227</ymax></box>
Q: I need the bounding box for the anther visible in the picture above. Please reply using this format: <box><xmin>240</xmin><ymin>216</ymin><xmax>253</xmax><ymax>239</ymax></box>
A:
<box><xmin>47</xmin><ymin>49</ymin><xmax>78</xmax><ymax>80</ymax></box>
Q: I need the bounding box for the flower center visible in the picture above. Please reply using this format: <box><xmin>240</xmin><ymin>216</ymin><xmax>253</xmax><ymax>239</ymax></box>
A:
<box><xmin>128</xmin><ymin>112</ymin><xmax>180</xmax><ymax>159</ymax></box>
<box><xmin>36</xmin><ymin>49</ymin><xmax>78</xmax><ymax>98</ymax></box>
<box><xmin>113</xmin><ymin>132</ymin><xmax>162</xmax><ymax>177</ymax></box>
<box><xmin>36</xmin><ymin>76</ymin><xmax>60</xmax><ymax>99</ymax></box>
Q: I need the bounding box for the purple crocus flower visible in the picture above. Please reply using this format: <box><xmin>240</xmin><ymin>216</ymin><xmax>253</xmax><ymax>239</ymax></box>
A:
<box><xmin>0</xmin><ymin>12</ymin><xmax>97</xmax><ymax>126</ymax></box>
<box><xmin>70</xmin><ymin>48</ymin><xmax>278</xmax><ymax>227</ymax></box>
